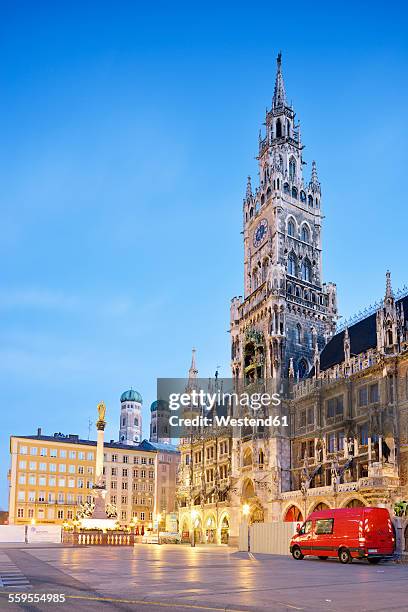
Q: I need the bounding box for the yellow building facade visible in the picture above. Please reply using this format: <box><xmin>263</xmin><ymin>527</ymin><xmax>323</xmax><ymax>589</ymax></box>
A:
<box><xmin>8</xmin><ymin>429</ymin><xmax>178</xmax><ymax>528</ymax></box>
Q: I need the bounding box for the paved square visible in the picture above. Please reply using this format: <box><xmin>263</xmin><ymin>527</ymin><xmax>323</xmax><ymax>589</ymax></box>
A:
<box><xmin>0</xmin><ymin>545</ymin><xmax>407</xmax><ymax>611</ymax></box>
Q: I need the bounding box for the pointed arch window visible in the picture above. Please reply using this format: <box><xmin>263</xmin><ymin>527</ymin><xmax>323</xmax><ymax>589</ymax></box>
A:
<box><xmin>301</xmin><ymin>259</ymin><xmax>312</xmax><ymax>282</ymax></box>
<box><xmin>276</xmin><ymin>118</ymin><xmax>282</xmax><ymax>138</ymax></box>
<box><xmin>300</xmin><ymin>190</ymin><xmax>306</xmax><ymax>203</ymax></box>
<box><xmin>291</xmin><ymin>186</ymin><xmax>298</xmax><ymax>199</ymax></box>
<box><xmin>287</xmin><ymin>219</ymin><xmax>295</xmax><ymax>237</ymax></box>
<box><xmin>289</xmin><ymin>158</ymin><xmax>296</xmax><ymax>181</ymax></box>
<box><xmin>287</xmin><ymin>253</ymin><xmax>297</xmax><ymax>276</ymax></box>
<box><xmin>301</xmin><ymin>225</ymin><xmax>310</xmax><ymax>243</ymax></box>
<box><xmin>298</xmin><ymin>358</ymin><xmax>308</xmax><ymax>379</ymax></box>
<box><xmin>308</xmin><ymin>194</ymin><xmax>313</xmax><ymax>207</ymax></box>
<box><xmin>283</xmin><ymin>182</ymin><xmax>290</xmax><ymax>194</ymax></box>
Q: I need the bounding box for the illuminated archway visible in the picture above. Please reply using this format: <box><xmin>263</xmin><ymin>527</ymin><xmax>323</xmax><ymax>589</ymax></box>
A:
<box><xmin>219</xmin><ymin>514</ymin><xmax>230</xmax><ymax>544</ymax></box>
<box><xmin>242</xmin><ymin>478</ymin><xmax>256</xmax><ymax>499</ymax></box>
<box><xmin>284</xmin><ymin>505</ymin><xmax>303</xmax><ymax>522</ymax></box>
<box><xmin>243</xmin><ymin>448</ymin><xmax>253</xmax><ymax>466</ymax></box>
<box><xmin>204</xmin><ymin>513</ymin><xmax>216</xmax><ymax>543</ymax></box>
<box><xmin>344</xmin><ymin>498</ymin><xmax>365</xmax><ymax>508</ymax></box>
<box><xmin>312</xmin><ymin>502</ymin><xmax>330</xmax><ymax>512</ymax></box>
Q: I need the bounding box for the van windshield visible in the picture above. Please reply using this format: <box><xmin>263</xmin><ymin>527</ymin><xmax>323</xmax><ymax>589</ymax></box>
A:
<box><xmin>299</xmin><ymin>520</ymin><xmax>312</xmax><ymax>535</ymax></box>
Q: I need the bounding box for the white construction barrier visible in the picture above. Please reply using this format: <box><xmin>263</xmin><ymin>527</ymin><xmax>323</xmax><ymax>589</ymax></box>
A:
<box><xmin>239</xmin><ymin>522</ymin><xmax>298</xmax><ymax>555</ymax></box>
<box><xmin>0</xmin><ymin>526</ymin><xmax>26</xmax><ymax>543</ymax></box>
<box><xmin>27</xmin><ymin>525</ymin><xmax>62</xmax><ymax>543</ymax></box>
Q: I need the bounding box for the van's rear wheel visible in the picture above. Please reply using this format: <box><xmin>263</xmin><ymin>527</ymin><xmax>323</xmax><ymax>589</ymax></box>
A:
<box><xmin>318</xmin><ymin>556</ymin><xmax>328</xmax><ymax>560</ymax></box>
<box><xmin>292</xmin><ymin>546</ymin><xmax>304</xmax><ymax>560</ymax></box>
<box><xmin>368</xmin><ymin>558</ymin><xmax>381</xmax><ymax>564</ymax></box>
<box><xmin>338</xmin><ymin>548</ymin><xmax>352</xmax><ymax>564</ymax></box>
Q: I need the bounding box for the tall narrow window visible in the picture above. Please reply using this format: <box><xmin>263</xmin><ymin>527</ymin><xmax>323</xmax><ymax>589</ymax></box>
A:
<box><xmin>289</xmin><ymin>158</ymin><xmax>296</xmax><ymax>181</ymax></box>
<box><xmin>301</xmin><ymin>226</ymin><xmax>310</xmax><ymax>243</ymax></box>
<box><xmin>298</xmin><ymin>358</ymin><xmax>308</xmax><ymax>379</ymax></box>
<box><xmin>301</xmin><ymin>259</ymin><xmax>311</xmax><ymax>282</ymax></box>
<box><xmin>288</xmin><ymin>253</ymin><xmax>297</xmax><ymax>276</ymax></box>
<box><xmin>276</xmin><ymin>118</ymin><xmax>282</xmax><ymax>138</ymax></box>
<box><xmin>296</xmin><ymin>324</ymin><xmax>302</xmax><ymax>344</ymax></box>
<box><xmin>287</xmin><ymin>220</ymin><xmax>295</xmax><ymax>237</ymax></box>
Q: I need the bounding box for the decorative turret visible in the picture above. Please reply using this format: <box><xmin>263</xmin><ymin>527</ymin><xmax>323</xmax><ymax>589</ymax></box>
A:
<box><xmin>343</xmin><ymin>328</ymin><xmax>351</xmax><ymax>375</ymax></box>
<box><xmin>188</xmin><ymin>348</ymin><xmax>198</xmax><ymax>385</ymax></box>
<box><xmin>245</xmin><ymin>176</ymin><xmax>252</xmax><ymax>202</ymax></box>
<box><xmin>309</xmin><ymin>161</ymin><xmax>321</xmax><ymax>194</ymax></box>
<box><xmin>376</xmin><ymin>271</ymin><xmax>398</xmax><ymax>354</ymax></box>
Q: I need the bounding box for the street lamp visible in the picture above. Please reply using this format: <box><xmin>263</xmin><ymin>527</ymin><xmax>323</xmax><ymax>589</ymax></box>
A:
<box><xmin>156</xmin><ymin>513</ymin><xmax>162</xmax><ymax>545</ymax></box>
<box><xmin>191</xmin><ymin>509</ymin><xmax>198</xmax><ymax>548</ymax></box>
<box><xmin>242</xmin><ymin>504</ymin><xmax>250</xmax><ymax>552</ymax></box>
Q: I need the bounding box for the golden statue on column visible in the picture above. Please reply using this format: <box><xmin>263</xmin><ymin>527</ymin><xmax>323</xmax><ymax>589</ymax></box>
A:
<box><xmin>96</xmin><ymin>400</ymin><xmax>106</xmax><ymax>429</ymax></box>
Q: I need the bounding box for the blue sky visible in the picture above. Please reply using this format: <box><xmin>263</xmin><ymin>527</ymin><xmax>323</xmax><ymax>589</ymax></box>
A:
<box><xmin>0</xmin><ymin>1</ymin><xmax>407</xmax><ymax>507</ymax></box>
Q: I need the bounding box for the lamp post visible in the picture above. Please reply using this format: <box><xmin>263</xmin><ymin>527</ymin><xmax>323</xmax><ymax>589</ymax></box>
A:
<box><xmin>156</xmin><ymin>513</ymin><xmax>162</xmax><ymax>545</ymax></box>
<box><xmin>191</xmin><ymin>509</ymin><xmax>198</xmax><ymax>547</ymax></box>
<box><xmin>242</xmin><ymin>503</ymin><xmax>250</xmax><ymax>552</ymax></box>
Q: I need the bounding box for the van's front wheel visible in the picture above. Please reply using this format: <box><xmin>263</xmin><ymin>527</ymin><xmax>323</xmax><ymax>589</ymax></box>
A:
<box><xmin>292</xmin><ymin>546</ymin><xmax>304</xmax><ymax>560</ymax></box>
<box><xmin>338</xmin><ymin>548</ymin><xmax>352</xmax><ymax>564</ymax></box>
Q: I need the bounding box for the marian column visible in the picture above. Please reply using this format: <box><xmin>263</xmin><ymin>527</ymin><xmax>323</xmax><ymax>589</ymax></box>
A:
<box><xmin>93</xmin><ymin>401</ymin><xmax>107</xmax><ymax>518</ymax></box>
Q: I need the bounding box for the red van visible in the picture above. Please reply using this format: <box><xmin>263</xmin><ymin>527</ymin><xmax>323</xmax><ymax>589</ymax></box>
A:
<box><xmin>290</xmin><ymin>507</ymin><xmax>395</xmax><ymax>564</ymax></box>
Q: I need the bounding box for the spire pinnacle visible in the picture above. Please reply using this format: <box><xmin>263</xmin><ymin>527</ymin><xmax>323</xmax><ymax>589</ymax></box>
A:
<box><xmin>246</xmin><ymin>176</ymin><xmax>252</xmax><ymax>199</ymax></box>
<box><xmin>272</xmin><ymin>51</ymin><xmax>287</xmax><ymax>110</ymax></box>
<box><xmin>309</xmin><ymin>160</ymin><xmax>320</xmax><ymax>193</ymax></box>
<box><xmin>385</xmin><ymin>270</ymin><xmax>393</xmax><ymax>299</ymax></box>
<box><xmin>188</xmin><ymin>348</ymin><xmax>198</xmax><ymax>381</ymax></box>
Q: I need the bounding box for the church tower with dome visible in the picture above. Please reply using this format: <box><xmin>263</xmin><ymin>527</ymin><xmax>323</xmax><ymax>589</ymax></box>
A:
<box><xmin>150</xmin><ymin>400</ymin><xmax>171</xmax><ymax>444</ymax></box>
<box><xmin>119</xmin><ymin>389</ymin><xmax>142</xmax><ymax>445</ymax></box>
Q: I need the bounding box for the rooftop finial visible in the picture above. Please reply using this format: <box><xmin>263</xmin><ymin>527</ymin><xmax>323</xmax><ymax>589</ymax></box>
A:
<box><xmin>272</xmin><ymin>51</ymin><xmax>286</xmax><ymax>110</ymax></box>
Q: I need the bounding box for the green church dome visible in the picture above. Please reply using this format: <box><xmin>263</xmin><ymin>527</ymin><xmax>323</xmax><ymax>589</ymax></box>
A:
<box><xmin>120</xmin><ymin>389</ymin><xmax>142</xmax><ymax>403</ymax></box>
<box><xmin>150</xmin><ymin>400</ymin><xmax>170</xmax><ymax>412</ymax></box>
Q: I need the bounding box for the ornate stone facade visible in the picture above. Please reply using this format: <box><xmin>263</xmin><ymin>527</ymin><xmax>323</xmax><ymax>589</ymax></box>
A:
<box><xmin>176</xmin><ymin>55</ymin><xmax>408</xmax><ymax>550</ymax></box>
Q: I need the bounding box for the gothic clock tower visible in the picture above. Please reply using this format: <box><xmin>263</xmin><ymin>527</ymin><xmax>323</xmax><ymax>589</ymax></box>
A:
<box><xmin>229</xmin><ymin>55</ymin><xmax>338</xmax><ymax>521</ymax></box>
<box><xmin>230</xmin><ymin>53</ymin><xmax>338</xmax><ymax>388</ymax></box>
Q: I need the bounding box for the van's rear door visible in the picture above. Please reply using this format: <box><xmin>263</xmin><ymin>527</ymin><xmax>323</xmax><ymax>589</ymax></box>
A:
<box><xmin>364</xmin><ymin>508</ymin><xmax>394</xmax><ymax>554</ymax></box>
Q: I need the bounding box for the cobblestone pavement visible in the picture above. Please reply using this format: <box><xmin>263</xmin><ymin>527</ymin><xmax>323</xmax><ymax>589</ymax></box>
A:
<box><xmin>0</xmin><ymin>544</ymin><xmax>407</xmax><ymax>611</ymax></box>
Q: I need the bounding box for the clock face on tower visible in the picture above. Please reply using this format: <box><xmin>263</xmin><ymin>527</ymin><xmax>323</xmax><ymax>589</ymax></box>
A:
<box><xmin>253</xmin><ymin>218</ymin><xmax>268</xmax><ymax>248</ymax></box>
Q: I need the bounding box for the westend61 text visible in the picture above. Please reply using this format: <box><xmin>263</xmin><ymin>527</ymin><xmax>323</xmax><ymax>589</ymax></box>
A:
<box><xmin>168</xmin><ymin>414</ymin><xmax>288</xmax><ymax>427</ymax></box>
